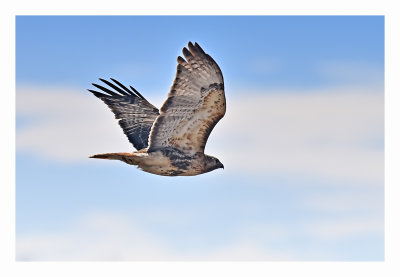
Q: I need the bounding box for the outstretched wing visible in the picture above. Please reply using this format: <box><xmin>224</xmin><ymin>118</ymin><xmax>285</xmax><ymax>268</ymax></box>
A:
<box><xmin>88</xmin><ymin>78</ymin><xmax>159</xmax><ymax>150</ymax></box>
<box><xmin>148</xmin><ymin>42</ymin><xmax>225</xmax><ymax>155</ymax></box>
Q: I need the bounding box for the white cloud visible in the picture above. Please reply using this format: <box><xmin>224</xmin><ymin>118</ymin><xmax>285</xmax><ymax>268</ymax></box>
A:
<box><xmin>17</xmin><ymin>212</ymin><xmax>172</xmax><ymax>261</ymax></box>
<box><xmin>208</xmin><ymin>87</ymin><xmax>384</xmax><ymax>185</ymax></box>
<box><xmin>303</xmin><ymin>191</ymin><xmax>383</xmax><ymax>214</ymax></box>
<box><xmin>16</xmin><ymin>210</ymin><xmax>382</xmax><ymax>261</ymax></box>
<box><xmin>16</xmin><ymin>211</ymin><xmax>293</xmax><ymax>261</ymax></box>
<box><xmin>303</xmin><ymin>217</ymin><xmax>383</xmax><ymax>241</ymax></box>
<box><xmin>16</xmin><ymin>85</ymin><xmax>383</xmax><ymax>184</ymax></box>
<box><xmin>205</xmin><ymin>242</ymin><xmax>293</xmax><ymax>261</ymax></box>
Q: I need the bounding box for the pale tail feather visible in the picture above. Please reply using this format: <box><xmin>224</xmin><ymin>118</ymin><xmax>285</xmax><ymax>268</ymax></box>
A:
<box><xmin>89</xmin><ymin>152</ymin><xmax>139</xmax><ymax>165</ymax></box>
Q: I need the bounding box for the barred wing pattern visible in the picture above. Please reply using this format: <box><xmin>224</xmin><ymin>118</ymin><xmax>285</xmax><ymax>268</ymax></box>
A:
<box><xmin>148</xmin><ymin>42</ymin><xmax>226</xmax><ymax>155</ymax></box>
<box><xmin>88</xmin><ymin>78</ymin><xmax>159</xmax><ymax>150</ymax></box>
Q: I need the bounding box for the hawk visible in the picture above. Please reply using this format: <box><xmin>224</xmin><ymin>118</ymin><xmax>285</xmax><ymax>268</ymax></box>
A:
<box><xmin>88</xmin><ymin>42</ymin><xmax>226</xmax><ymax>176</ymax></box>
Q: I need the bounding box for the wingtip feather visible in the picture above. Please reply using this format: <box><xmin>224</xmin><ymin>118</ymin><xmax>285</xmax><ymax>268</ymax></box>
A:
<box><xmin>110</xmin><ymin>78</ymin><xmax>134</xmax><ymax>95</ymax></box>
<box><xmin>182</xmin><ymin>47</ymin><xmax>190</xmax><ymax>56</ymax></box>
<box><xmin>177</xmin><ymin>56</ymin><xmax>186</xmax><ymax>63</ymax></box>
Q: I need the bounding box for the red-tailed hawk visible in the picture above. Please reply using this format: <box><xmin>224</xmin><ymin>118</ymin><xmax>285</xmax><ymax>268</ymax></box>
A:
<box><xmin>88</xmin><ymin>42</ymin><xmax>226</xmax><ymax>176</ymax></box>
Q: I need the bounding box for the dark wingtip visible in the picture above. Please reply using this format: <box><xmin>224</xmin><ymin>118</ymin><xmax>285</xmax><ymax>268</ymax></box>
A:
<box><xmin>110</xmin><ymin>78</ymin><xmax>134</xmax><ymax>95</ymax></box>
<box><xmin>99</xmin><ymin>78</ymin><xmax>131</xmax><ymax>96</ymax></box>
<box><xmin>194</xmin><ymin>42</ymin><xmax>206</xmax><ymax>55</ymax></box>
<box><xmin>177</xmin><ymin>56</ymin><xmax>186</xmax><ymax>63</ymax></box>
<box><xmin>88</xmin><ymin>89</ymin><xmax>104</xmax><ymax>98</ymax></box>
<box><xmin>129</xmin><ymin>85</ymin><xmax>145</xmax><ymax>100</ymax></box>
<box><xmin>182</xmin><ymin>47</ymin><xmax>190</xmax><ymax>56</ymax></box>
<box><xmin>91</xmin><ymin>82</ymin><xmax>120</xmax><ymax>96</ymax></box>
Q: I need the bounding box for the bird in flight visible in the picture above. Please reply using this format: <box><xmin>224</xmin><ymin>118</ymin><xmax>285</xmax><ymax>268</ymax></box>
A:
<box><xmin>88</xmin><ymin>42</ymin><xmax>226</xmax><ymax>176</ymax></box>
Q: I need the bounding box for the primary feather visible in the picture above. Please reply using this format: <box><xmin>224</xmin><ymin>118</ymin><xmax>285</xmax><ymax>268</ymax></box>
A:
<box><xmin>88</xmin><ymin>42</ymin><xmax>226</xmax><ymax>176</ymax></box>
<box><xmin>88</xmin><ymin>78</ymin><xmax>159</xmax><ymax>150</ymax></box>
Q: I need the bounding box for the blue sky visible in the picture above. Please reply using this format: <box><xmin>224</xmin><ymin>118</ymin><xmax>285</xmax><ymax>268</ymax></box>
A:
<box><xmin>16</xmin><ymin>16</ymin><xmax>384</xmax><ymax>261</ymax></box>
<box><xmin>16</xmin><ymin>16</ymin><xmax>384</xmax><ymax>90</ymax></box>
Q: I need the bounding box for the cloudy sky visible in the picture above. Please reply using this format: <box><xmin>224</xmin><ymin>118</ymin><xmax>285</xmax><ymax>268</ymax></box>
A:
<box><xmin>15</xmin><ymin>16</ymin><xmax>384</xmax><ymax>261</ymax></box>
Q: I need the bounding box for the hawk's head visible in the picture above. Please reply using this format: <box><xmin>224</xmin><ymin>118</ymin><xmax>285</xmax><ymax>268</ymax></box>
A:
<box><xmin>204</xmin><ymin>155</ymin><xmax>224</xmax><ymax>173</ymax></box>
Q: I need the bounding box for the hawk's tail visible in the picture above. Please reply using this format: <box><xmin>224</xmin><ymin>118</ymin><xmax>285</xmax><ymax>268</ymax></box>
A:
<box><xmin>89</xmin><ymin>152</ymin><xmax>140</xmax><ymax>165</ymax></box>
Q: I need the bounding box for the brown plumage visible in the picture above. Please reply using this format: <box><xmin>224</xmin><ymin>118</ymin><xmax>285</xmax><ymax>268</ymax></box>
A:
<box><xmin>88</xmin><ymin>42</ymin><xmax>226</xmax><ymax>176</ymax></box>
